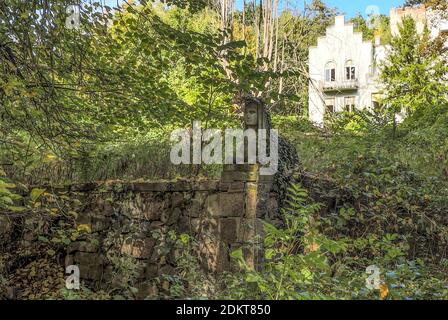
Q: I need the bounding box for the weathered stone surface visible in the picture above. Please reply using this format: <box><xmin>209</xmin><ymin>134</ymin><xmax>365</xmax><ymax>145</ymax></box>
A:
<box><xmin>131</xmin><ymin>182</ymin><xmax>168</xmax><ymax>192</ymax></box>
<box><xmin>228</xmin><ymin>182</ymin><xmax>245</xmax><ymax>193</ymax></box>
<box><xmin>169</xmin><ymin>181</ymin><xmax>192</xmax><ymax>192</ymax></box>
<box><xmin>199</xmin><ymin>218</ymin><xmax>219</xmax><ymax>236</ymax></box>
<box><xmin>245</xmin><ymin>183</ymin><xmax>258</xmax><ymax>219</ymax></box>
<box><xmin>167</xmin><ymin>207</ymin><xmax>181</xmax><ymax>225</ymax></box>
<box><xmin>205</xmin><ymin>194</ymin><xmax>220</xmax><ymax>217</ymax></box>
<box><xmin>149</xmin><ymin>221</ymin><xmax>167</xmax><ymax>233</ymax></box>
<box><xmin>18</xmin><ymin>178</ymin><xmax>278</xmax><ymax>286</ymax></box>
<box><xmin>171</xmin><ymin>192</ymin><xmax>185</xmax><ymax>208</ymax></box>
<box><xmin>206</xmin><ymin>192</ymin><xmax>244</xmax><ymax>217</ymax></box>
<box><xmin>178</xmin><ymin>216</ymin><xmax>202</xmax><ymax>234</ymax></box>
<box><xmin>219</xmin><ymin>181</ymin><xmax>246</xmax><ymax>192</ymax></box>
<box><xmin>126</xmin><ymin>193</ymin><xmax>168</xmax><ymax>221</ymax></box>
<box><xmin>196</xmin><ymin>180</ymin><xmax>219</xmax><ymax>191</ymax></box>
<box><xmin>198</xmin><ymin>238</ymin><xmax>230</xmax><ymax>273</ymax></box>
<box><xmin>187</xmin><ymin>191</ymin><xmax>208</xmax><ymax>217</ymax></box>
<box><xmin>121</xmin><ymin>238</ymin><xmax>155</xmax><ymax>259</ymax></box>
<box><xmin>238</xmin><ymin>218</ymin><xmax>264</xmax><ymax>243</ymax></box>
<box><xmin>91</xmin><ymin>215</ymin><xmax>111</xmax><ymax>232</ymax></box>
<box><xmin>267</xmin><ymin>196</ymin><xmax>279</xmax><ymax>219</ymax></box>
<box><xmin>221</xmin><ymin>171</ymin><xmax>258</xmax><ymax>182</ymax></box>
<box><xmin>219</xmin><ymin>192</ymin><xmax>245</xmax><ymax>217</ymax></box>
<box><xmin>73</xmin><ymin>252</ymin><xmax>104</xmax><ymax>280</ymax></box>
<box><xmin>68</xmin><ymin>241</ymin><xmax>99</xmax><ymax>253</ymax></box>
<box><xmin>219</xmin><ymin>218</ymin><xmax>240</xmax><ymax>243</ymax></box>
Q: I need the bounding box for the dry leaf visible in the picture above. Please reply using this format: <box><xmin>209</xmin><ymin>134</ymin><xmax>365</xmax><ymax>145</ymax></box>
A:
<box><xmin>379</xmin><ymin>283</ymin><xmax>389</xmax><ymax>300</ymax></box>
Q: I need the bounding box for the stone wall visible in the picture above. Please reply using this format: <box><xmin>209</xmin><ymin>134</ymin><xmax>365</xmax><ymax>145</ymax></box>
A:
<box><xmin>56</xmin><ymin>178</ymin><xmax>278</xmax><ymax>295</ymax></box>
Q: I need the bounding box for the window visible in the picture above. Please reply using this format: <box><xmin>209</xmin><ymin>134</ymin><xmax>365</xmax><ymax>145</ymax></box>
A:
<box><xmin>325</xmin><ymin>98</ymin><xmax>335</xmax><ymax>113</ymax></box>
<box><xmin>325</xmin><ymin>69</ymin><xmax>336</xmax><ymax>82</ymax></box>
<box><xmin>344</xmin><ymin>96</ymin><xmax>356</xmax><ymax>112</ymax></box>
<box><xmin>325</xmin><ymin>62</ymin><xmax>336</xmax><ymax>82</ymax></box>
<box><xmin>345</xmin><ymin>60</ymin><xmax>356</xmax><ymax>80</ymax></box>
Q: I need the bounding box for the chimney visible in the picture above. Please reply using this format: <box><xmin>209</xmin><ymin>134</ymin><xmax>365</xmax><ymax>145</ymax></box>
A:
<box><xmin>335</xmin><ymin>15</ymin><xmax>345</xmax><ymax>28</ymax></box>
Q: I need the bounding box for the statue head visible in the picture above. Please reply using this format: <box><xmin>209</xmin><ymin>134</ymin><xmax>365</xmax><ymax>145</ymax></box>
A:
<box><xmin>244</xmin><ymin>101</ymin><xmax>258</xmax><ymax>126</ymax></box>
<box><xmin>243</xmin><ymin>96</ymin><xmax>268</xmax><ymax>130</ymax></box>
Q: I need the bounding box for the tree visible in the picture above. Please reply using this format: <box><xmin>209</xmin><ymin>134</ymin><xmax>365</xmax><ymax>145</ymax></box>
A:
<box><xmin>0</xmin><ymin>0</ymin><xmax>256</xmax><ymax>179</ymax></box>
<box><xmin>350</xmin><ymin>14</ymin><xmax>392</xmax><ymax>44</ymax></box>
<box><xmin>380</xmin><ymin>16</ymin><xmax>448</xmax><ymax>133</ymax></box>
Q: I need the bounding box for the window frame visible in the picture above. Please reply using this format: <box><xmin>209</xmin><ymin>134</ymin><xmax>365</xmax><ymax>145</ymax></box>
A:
<box><xmin>345</xmin><ymin>60</ymin><xmax>356</xmax><ymax>81</ymax></box>
<box><xmin>325</xmin><ymin>61</ymin><xmax>336</xmax><ymax>82</ymax></box>
<box><xmin>344</xmin><ymin>96</ymin><xmax>356</xmax><ymax>112</ymax></box>
<box><xmin>325</xmin><ymin>98</ymin><xmax>336</xmax><ymax>114</ymax></box>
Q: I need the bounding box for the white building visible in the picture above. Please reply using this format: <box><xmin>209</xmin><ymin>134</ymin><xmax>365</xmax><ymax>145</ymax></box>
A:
<box><xmin>391</xmin><ymin>5</ymin><xmax>448</xmax><ymax>43</ymax></box>
<box><xmin>308</xmin><ymin>6</ymin><xmax>448</xmax><ymax>125</ymax></box>
<box><xmin>308</xmin><ymin>15</ymin><xmax>385</xmax><ymax>125</ymax></box>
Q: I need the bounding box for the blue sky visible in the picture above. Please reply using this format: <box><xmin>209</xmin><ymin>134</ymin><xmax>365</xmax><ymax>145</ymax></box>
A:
<box><xmin>104</xmin><ymin>0</ymin><xmax>406</xmax><ymax>18</ymax></box>
<box><xmin>324</xmin><ymin>0</ymin><xmax>405</xmax><ymax>18</ymax></box>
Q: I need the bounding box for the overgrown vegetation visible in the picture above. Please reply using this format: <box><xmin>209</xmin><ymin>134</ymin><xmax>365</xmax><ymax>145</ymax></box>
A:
<box><xmin>1</xmin><ymin>0</ymin><xmax>448</xmax><ymax>300</ymax></box>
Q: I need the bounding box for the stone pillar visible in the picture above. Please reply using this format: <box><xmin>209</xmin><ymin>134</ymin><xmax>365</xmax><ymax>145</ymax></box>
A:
<box><xmin>219</xmin><ymin>96</ymin><xmax>270</xmax><ymax>270</ymax></box>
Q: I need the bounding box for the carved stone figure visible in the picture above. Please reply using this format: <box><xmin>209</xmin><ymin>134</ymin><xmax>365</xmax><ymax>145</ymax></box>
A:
<box><xmin>241</xmin><ymin>96</ymin><xmax>301</xmax><ymax>218</ymax></box>
<box><xmin>242</xmin><ymin>96</ymin><xmax>269</xmax><ymax>131</ymax></box>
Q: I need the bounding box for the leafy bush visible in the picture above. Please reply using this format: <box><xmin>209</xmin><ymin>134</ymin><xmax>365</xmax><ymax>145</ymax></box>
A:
<box><xmin>220</xmin><ymin>184</ymin><xmax>448</xmax><ymax>300</ymax></box>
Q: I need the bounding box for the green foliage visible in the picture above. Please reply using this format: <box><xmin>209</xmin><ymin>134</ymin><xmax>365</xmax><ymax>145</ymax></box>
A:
<box><xmin>0</xmin><ymin>178</ymin><xmax>22</xmax><ymax>211</ymax></box>
<box><xmin>380</xmin><ymin>16</ymin><xmax>448</xmax><ymax>126</ymax></box>
<box><xmin>223</xmin><ymin>184</ymin><xmax>338</xmax><ymax>299</ymax></box>
<box><xmin>221</xmin><ymin>183</ymin><xmax>448</xmax><ymax>300</ymax></box>
<box><xmin>350</xmin><ymin>14</ymin><xmax>392</xmax><ymax>44</ymax></box>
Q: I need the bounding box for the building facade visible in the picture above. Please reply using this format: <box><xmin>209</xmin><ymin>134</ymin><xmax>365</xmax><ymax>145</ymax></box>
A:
<box><xmin>308</xmin><ymin>15</ymin><xmax>385</xmax><ymax>125</ymax></box>
<box><xmin>309</xmin><ymin>6</ymin><xmax>448</xmax><ymax>125</ymax></box>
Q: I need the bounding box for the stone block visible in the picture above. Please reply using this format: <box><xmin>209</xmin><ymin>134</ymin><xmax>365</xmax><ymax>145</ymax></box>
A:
<box><xmin>192</xmin><ymin>181</ymin><xmax>219</xmax><ymax>191</ymax></box>
<box><xmin>245</xmin><ymin>183</ymin><xmax>258</xmax><ymax>219</ymax></box>
<box><xmin>238</xmin><ymin>218</ymin><xmax>264</xmax><ymax>243</ymax></box>
<box><xmin>68</xmin><ymin>241</ymin><xmax>99</xmax><ymax>254</ymax></box>
<box><xmin>267</xmin><ymin>196</ymin><xmax>279</xmax><ymax>219</ymax></box>
<box><xmin>178</xmin><ymin>216</ymin><xmax>201</xmax><ymax>234</ymax></box>
<box><xmin>131</xmin><ymin>182</ymin><xmax>168</xmax><ymax>192</ymax></box>
<box><xmin>228</xmin><ymin>182</ymin><xmax>245</xmax><ymax>193</ymax></box>
<box><xmin>187</xmin><ymin>191</ymin><xmax>208</xmax><ymax>217</ymax></box>
<box><xmin>127</xmin><ymin>193</ymin><xmax>168</xmax><ymax>221</ymax></box>
<box><xmin>205</xmin><ymin>194</ymin><xmax>220</xmax><ymax>217</ymax></box>
<box><xmin>73</xmin><ymin>252</ymin><xmax>104</xmax><ymax>280</ymax></box>
<box><xmin>205</xmin><ymin>192</ymin><xmax>244</xmax><ymax>217</ymax></box>
<box><xmin>199</xmin><ymin>218</ymin><xmax>219</xmax><ymax>237</ymax></box>
<box><xmin>167</xmin><ymin>207</ymin><xmax>182</xmax><ymax>225</ymax></box>
<box><xmin>198</xmin><ymin>238</ymin><xmax>230</xmax><ymax>273</ymax></box>
<box><xmin>121</xmin><ymin>238</ymin><xmax>155</xmax><ymax>259</ymax></box>
<box><xmin>220</xmin><ymin>218</ymin><xmax>240</xmax><ymax>243</ymax></box>
<box><xmin>219</xmin><ymin>192</ymin><xmax>244</xmax><ymax>217</ymax></box>
<box><xmin>171</xmin><ymin>192</ymin><xmax>185</xmax><ymax>208</ymax></box>
<box><xmin>149</xmin><ymin>221</ymin><xmax>167</xmax><ymax>234</ymax></box>
<box><xmin>91</xmin><ymin>215</ymin><xmax>111</xmax><ymax>232</ymax></box>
